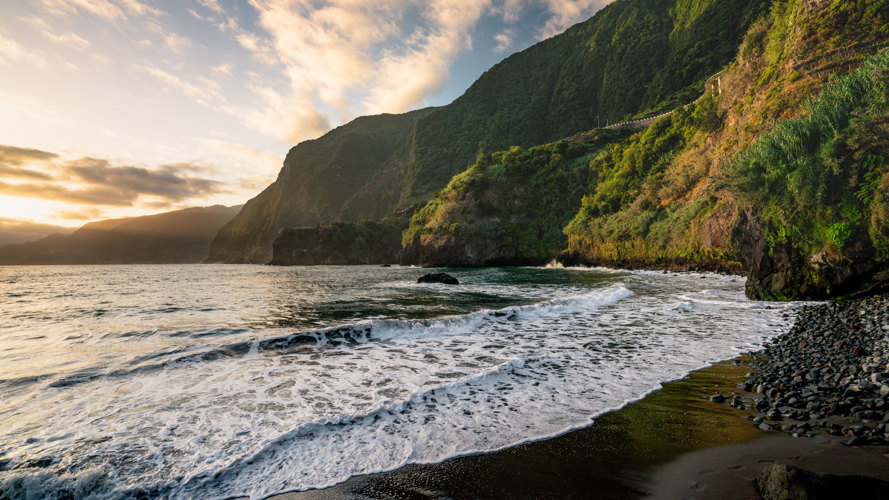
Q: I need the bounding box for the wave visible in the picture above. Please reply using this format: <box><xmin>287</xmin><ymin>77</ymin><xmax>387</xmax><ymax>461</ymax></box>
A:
<box><xmin>34</xmin><ymin>285</ymin><xmax>634</xmax><ymax>391</ymax></box>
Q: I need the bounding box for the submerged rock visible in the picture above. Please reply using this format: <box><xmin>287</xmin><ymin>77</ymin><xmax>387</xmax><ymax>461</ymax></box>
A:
<box><xmin>417</xmin><ymin>273</ymin><xmax>459</xmax><ymax>285</ymax></box>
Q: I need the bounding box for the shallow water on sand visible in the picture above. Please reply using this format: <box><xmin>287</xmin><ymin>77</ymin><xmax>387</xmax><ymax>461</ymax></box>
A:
<box><xmin>0</xmin><ymin>265</ymin><xmax>796</xmax><ymax>498</ymax></box>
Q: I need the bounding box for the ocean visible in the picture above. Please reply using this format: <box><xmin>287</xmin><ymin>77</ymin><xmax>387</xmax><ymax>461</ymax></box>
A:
<box><xmin>0</xmin><ymin>265</ymin><xmax>796</xmax><ymax>499</ymax></box>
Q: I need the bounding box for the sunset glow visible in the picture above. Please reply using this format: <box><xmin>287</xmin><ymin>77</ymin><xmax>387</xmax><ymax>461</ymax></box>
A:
<box><xmin>0</xmin><ymin>0</ymin><xmax>612</xmax><ymax>229</ymax></box>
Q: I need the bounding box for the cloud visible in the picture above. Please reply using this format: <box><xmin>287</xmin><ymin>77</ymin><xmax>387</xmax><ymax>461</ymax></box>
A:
<box><xmin>197</xmin><ymin>0</ymin><xmax>226</xmax><ymax>16</ymax></box>
<box><xmin>231</xmin><ymin>0</ymin><xmax>616</xmax><ymax>144</ymax></box>
<box><xmin>21</xmin><ymin>16</ymin><xmax>92</xmax><ymax>49</ymax></box>
<box><xmin>117</xmin><ymin>0</ymin><xmax>161</xmax><ymax>16</ymax></box>
<box><xmin>0</xmin><ymin>31</ymin><xmax>49</xmax><ymax>69</ymax></box>
<box><xmin>493</xmin><ymin>29</ymin><xmax>514</xmax><ymax>53</ymax></box>
<box><xmin>0</xmin><ymin>165</ymin><xmax>53</xmax><ymax>181</ymax></box>
<box><xmin>211</xmin><ymin>63</ymin><xmax>232</xmax><ymax>75</ymax></box>
<box><xmin>0</xmin><ymin>180</ymin><xmax>137</xmax><ymax>206</ymax></box>
<box><xmin>538</xmin><ymin>0</ymin><xmax>614</xmax><ymax>39</ymax></box>
<box><xmin>146</xmin><ymin>21</ymin><xmax>193</xmax><ymax>53</ymax></box>
<box><xmin>53</xmin><ymin>207</ymin><xmax>107</xmax><ymax>221</ymax></box>
<box><xmin>37</xmin><ymin>0</ymin><xmax>125</xmax><ymax>21</ymax></box>
<box><xmin>237</xmin><ymin>0</ymin><xmax>490</xmax><ymax>142</ymax></box>
<box><xmin>36</xmin><ymin>0</ymin><xmax>160</xmax><ymax>20</ymax></box>
<box><xmin>135</xmin><ymin>64</ymin><xmax>224</xmax><ymax>107</ymax></box>
<box><xmin>490</xmin><ymin>0</ymin><xmax>524</xmax><ymax>23</ymax></box>
<box><xmin>0</xmin><ymin>144</ymin><xmax>58</xmax><ymax>165</ymax></box>
<box><xmin>63</xmin><ymin>157</ymin><xmax>225</xmax><ymax>202</ymax></box>
<box><xmin>0</xmin><ymin>144</ymin><xmax>226</xmax><ymax>208</ymax></box>
<box><xmin>0</xmin><ymin>145</ymin><xmax>57</xmax><ymax>180</ymax></box>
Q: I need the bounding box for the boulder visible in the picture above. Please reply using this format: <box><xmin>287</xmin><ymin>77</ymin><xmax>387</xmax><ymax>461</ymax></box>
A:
<box><xmin>417</xmin><ymin>273</ymin><xmax>459</xmax><ymax>285</ymax></box>
<box><xmin>756</xmin><ymin>463</ymin><xmax>889</xmax><ymax>500</ymax></box>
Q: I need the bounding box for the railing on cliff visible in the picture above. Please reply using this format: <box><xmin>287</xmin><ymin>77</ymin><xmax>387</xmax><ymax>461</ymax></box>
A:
<box><xmin>600</xmin><ymin>70</ymin><xmax>724</xmax><ymax>131</ymax></box>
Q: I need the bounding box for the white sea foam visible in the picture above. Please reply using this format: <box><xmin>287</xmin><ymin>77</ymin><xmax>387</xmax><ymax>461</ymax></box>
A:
<box><xmin>0</xmin><ymin>267</ymin><xmax>798</xmax><ymax>499</ymax></box>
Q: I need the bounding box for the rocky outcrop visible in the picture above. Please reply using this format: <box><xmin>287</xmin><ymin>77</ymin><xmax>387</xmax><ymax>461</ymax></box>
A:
<box><xmin>269</xmin><ymin>220</ymin><xmax>404</xmax><ymax>266</ymax></box>
<box><xmin>417</xmin><ymin>273</ymin><xmax>459</xmax><ymax>285</ymax></box>
<box><xmin>756</xmin><ymin>464</ymin><xmax>889</xmax><ymax>500</ymax></box>
<box><xmin>402</xmin><ymin>233</ymin><xmax>554</xmax><ymax>268</ymax></box>
<box><xmin>732</xmin><ymin>209</ymin><xmax>889</xmax><ymax>300</ymax></box>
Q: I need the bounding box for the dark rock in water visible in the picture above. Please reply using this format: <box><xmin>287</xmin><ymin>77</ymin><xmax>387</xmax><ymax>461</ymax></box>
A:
<box><xmin>710</xmin><ymin>394</ymin><xmax>727</xmax><ymax>403</ymax></box>
<box><xmin>417</xmin><ymin>273</ymin><xmax>459</xmax><ymax>285</ymax></box>
<box><xmin>756</xmin><ymin>464</ymin><xmax>889</xmax><ymax>500</ymax></box>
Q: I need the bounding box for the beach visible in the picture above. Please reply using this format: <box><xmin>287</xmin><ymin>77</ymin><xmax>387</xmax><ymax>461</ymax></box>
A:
<box><xmin>281</xmin><ymin>295</ymin><xmax>889</xmax><ymax>499</ymax></box>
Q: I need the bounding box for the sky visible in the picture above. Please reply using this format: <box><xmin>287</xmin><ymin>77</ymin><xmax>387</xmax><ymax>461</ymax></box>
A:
<box><xmin>0</xmin><ymin>0</ymin><xmax>613</xmax><ymax>231</ymax></box>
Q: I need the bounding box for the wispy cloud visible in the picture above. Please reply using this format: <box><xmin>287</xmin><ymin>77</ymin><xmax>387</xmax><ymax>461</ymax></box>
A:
<box><xmin>37</xmin><ymin>0</ymin><xmax>126</xmax><ymax>21</ymax></box>
<box><xmin>22</xmin><ymin>16</ymin><xmax>92</xmax><ymax>49</ymax></box>
<box><xmin>493</xmin><ymin>29</ymin><xmax>514</xmax><ymax>53</ymax></box>
<box><xmin>36</xmin><ymin>0</ymin><xmax>159</xmax><ymax>20</ymax></box>
<box><xmin>0</xmin><ymin>31</ymin><xmax>48</xmax><ymax>69</ymax></box>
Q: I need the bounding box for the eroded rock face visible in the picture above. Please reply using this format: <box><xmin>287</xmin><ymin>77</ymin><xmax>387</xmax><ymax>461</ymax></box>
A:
<box><xmin>401</xmin><ymin>233</ymin><xmax>550</xmax><ymax>268</ymax></box>
<box><xmin>732</xmin><ymin>209</ymin><xmax>889</xmax><ymax>300</ymax></box>
<box><xmin>269</xmin><ymin>221</ymin><xmax>404</xmax><ymax>266</ymax></box>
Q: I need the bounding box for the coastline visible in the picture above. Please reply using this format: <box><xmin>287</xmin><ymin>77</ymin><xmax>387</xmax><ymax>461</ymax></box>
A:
<box><xmin>273</xmin><ymin>294</ymin><xmax>889</xmax><ymax>500</ymax></box>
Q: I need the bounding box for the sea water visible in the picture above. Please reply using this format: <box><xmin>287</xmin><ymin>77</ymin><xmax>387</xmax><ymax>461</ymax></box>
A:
<box><xmin>0</xmin><ymin>265</ymin><xmax>796</xmax><ymax>499</ymax></box>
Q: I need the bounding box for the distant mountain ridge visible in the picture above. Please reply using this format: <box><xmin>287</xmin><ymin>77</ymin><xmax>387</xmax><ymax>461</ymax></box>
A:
<box><xmin>208</xmin><ymin>0</ymin><xmax>769</xmax><ymax>263</ymax></box>
<box><xmin>0</xmin><ymin>205</ymin><xmax>241</xmax><ymax>265</ymax></box>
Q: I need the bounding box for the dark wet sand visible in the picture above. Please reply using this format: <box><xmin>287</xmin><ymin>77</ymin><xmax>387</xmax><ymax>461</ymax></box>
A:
<box><xmin>273</xmin><ymin>358</ymin><xmax>889</xmax><ymax>499</ymax></box>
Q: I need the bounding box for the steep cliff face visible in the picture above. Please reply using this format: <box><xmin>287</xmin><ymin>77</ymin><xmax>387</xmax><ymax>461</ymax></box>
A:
<box><xmin>269</xmin><ymin>221</ymin><xmax>405</xmax><ymax>266</ymax></box>
<box><xmin>0</xmin><ymin>205</ymin><xmax>241</xmax><ymax>264</ymax></box>
<box><xmin>208</xmin><ymin>0</ymin><xmax>769</xmax><ymax>264</ymax></box>
<box><xmin>728</xmin><ymin>50</ymin><xmax>889</xmax><ymax>299</ymax></box>
<box><xmin>561</xmin><ymin>0</ymin><xmax>889</xmax><ymax>298</ymax></box>
<box><xmin>401</xmin><ymin>129</ymin><xmax>631</xmax><ymax>267</ymax></box>
<box><xmin>207</xmin><ymin>110</ymin><xmax>433</xmax><ymax>263</ymax></box>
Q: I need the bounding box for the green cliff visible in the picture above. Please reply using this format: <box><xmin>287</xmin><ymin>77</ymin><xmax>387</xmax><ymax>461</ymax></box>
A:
<box><xmin>561</xmin><ymin>0</ymin><xmax>889</xmax><ymax>298</ymax></box>
<box><xmin>209</xmin><ymin>0</ymin><xmax>769</xmax><ymax>264</ymax></box>
<box><xmin>401</xmin><ymin>129</ymin><xmax>632</xmax><ymax>266</ymax></box>
<box><xmin>406</xmin><ymin>0</ymin><xmax>889</xmax><ymax>299</ymax></box>
<box><xmin>270</xmin><ymin>220</ymin><xmax>405</xmax><ymax>266</ymax></box>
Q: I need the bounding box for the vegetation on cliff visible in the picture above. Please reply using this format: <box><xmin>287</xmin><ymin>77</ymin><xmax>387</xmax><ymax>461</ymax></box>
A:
<box><xmin>209</xmin><ymin>0</ymin><xmax>770</xmax><ymax>263</ymax></box>
<box><xmin>270</xmin><ymin>220</ymin><xmax>405</xmax><ymax>266</ymax></box>
<box><xmin>729</xmin><ymin>49</ymin><xmax>889</xmax><ymax>298</ymax></box>
<box><xmin>207</xmin><ymin>110</ymin><xmax>433</xmax><ymax>263</ymax></box>
<box><xmin>560</xmin><ymin>0</ymin><xmax>889</xmax><ymax>298</ymax></box>
<box><xmin>401</xmin><ymin>129</ymin><xmax>631</xmax><ymax>266</ymax></box>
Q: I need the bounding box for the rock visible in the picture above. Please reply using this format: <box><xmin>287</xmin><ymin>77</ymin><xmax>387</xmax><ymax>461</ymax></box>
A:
<box><xmin>756</xmin><ymin>464</ymin><xmax>889</xmax><ymax>500</ymax></box>
<box><xmin>759</xmin><ymin>423</ymin><xmax>773</xmax><ymax>431</ymax></box>
<box><xmin>710</xmin><ymin>394</ymin><xmax>727</xmax><ymax>403</ymax></box>
<box><xmin>881</xmin><ymin>385</ymin><xmax>889</xmax><ymax>397</ymax></box>
<box><xmin>417</xmin><ymin>273</ymin><xmax>459</xmax><ymax>285</ymax></box>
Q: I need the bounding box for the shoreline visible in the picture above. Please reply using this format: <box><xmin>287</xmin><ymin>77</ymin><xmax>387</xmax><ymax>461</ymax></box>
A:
<box><xmin>273</xmin><ymin>294</ymin><xmax>889</xmax><ymax>500</ymax></box>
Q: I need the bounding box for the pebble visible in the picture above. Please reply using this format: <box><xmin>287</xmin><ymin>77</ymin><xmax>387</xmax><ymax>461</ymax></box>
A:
<box><xmin>710</xmin><ymin>295</ymin><xmax>889</xmax><ymax>445</ymax></box>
